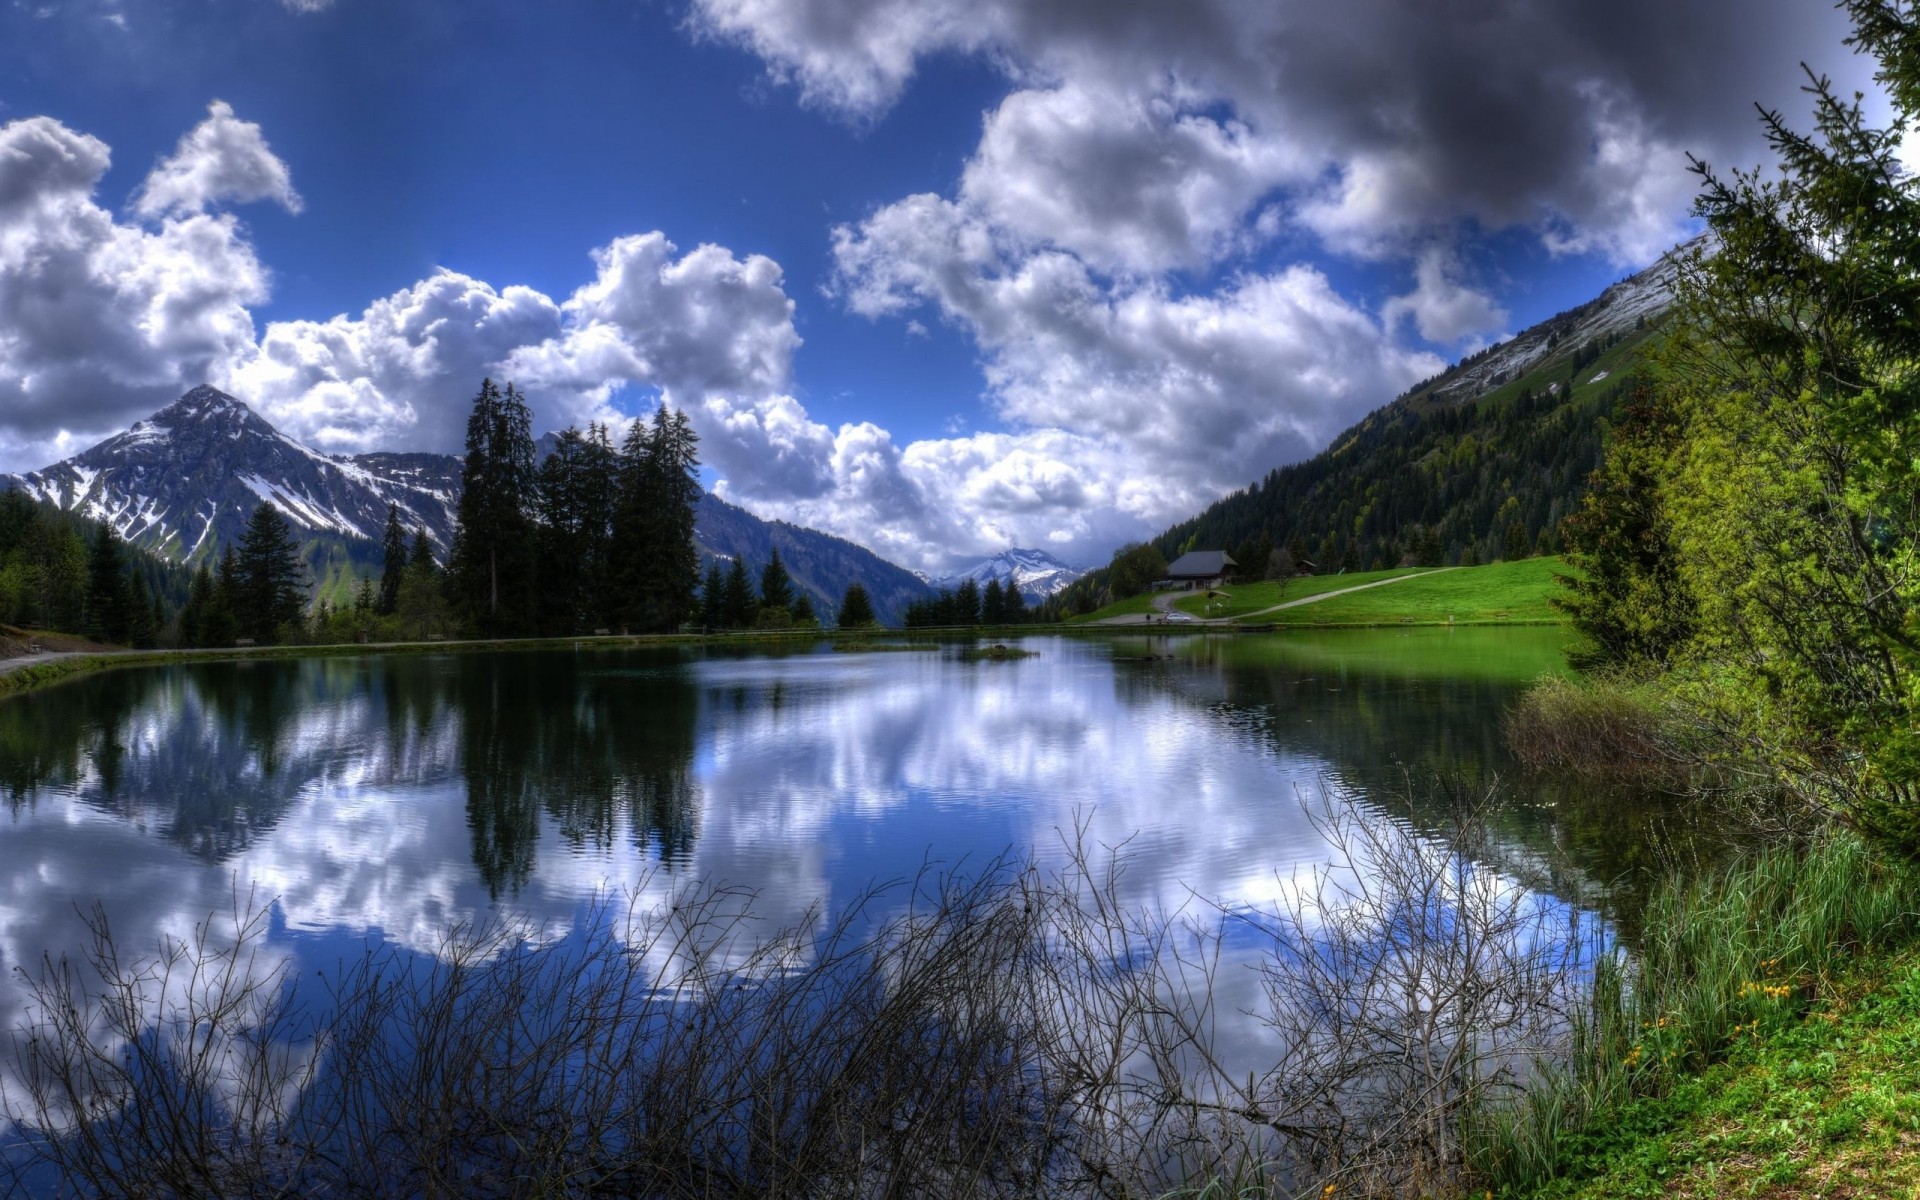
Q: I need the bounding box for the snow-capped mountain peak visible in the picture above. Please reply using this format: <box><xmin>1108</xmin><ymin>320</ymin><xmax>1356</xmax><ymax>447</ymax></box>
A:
<box><xmin>937</xmin><ymin>547</ymin><xmax>1085</xmax><ymax>602</ymax></box>
<box><xmin>3</xmin><ymin>385</ymin><xmax>461</xmax><ymax>564</ymax></box>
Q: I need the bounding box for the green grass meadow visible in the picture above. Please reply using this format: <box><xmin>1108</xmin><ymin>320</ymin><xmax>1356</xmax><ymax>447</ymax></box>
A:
<box><xmin>1077</xmin><ymin>556</ymin><xmax>1573</xmax><ymax>626</ymax></box>
<box><xmin>1168</xmin><ymin>566</ymin><xmax>1425</xmax><ymax>618</ymax></box>
<box><xmin>1261</xmin><ymin>556</ymin><xmax>1570</xmax><ymax>626</ymax></box>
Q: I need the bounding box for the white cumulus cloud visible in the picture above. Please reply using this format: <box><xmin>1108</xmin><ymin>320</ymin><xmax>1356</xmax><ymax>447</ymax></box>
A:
<box><xmin>0</xmin><ymin>113</ymin><xmax>272</xmax><ymax>463</ymax></box>
<box><xmin>132</xmin><ymin>100</ymin><xmax>303</xmax><ymax>219</ymax></box>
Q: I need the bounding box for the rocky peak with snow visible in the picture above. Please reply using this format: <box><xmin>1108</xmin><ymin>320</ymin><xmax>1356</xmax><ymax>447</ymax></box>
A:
<box><xmin>1409</xmin><ymin>233</ymin><xmax>1702</xmax><ymax>408</ymax></box>
<box><xmin>3</xmin><ymin>385</ymin><xmax>461</xmax><ymax>565</ymax></box>
<box><xmin>937</xmin><ymin>547</ymin><xmax>1085</xmax><ymax>602</ymax></box>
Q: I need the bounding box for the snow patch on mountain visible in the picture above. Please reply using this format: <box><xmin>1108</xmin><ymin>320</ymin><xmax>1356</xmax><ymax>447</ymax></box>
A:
<box><xmin>936</xmin><ymin>548</ymin><xmax>1085</xmax><ymax>602</ymax></box>
<box><xmin>2</xmin><ymin>385</ymin><xmax>462</xmax><ymax>564</ymax></box>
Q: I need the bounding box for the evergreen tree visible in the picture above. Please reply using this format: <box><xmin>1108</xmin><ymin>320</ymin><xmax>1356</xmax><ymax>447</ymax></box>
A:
<box><xmin>126</xmin><ymin>571</ymin><xmax>155</xmax><ymax>649</ymax></box>
<box><xmin>654</xmin><ymin>408</ymin><xmax>702</xmax><ymax>629</ymax></box>
<box><xmin>791</xmin><ymin>591</ymin><xmax>817</xmax><ymax>627</ymax></box>
<box><xmin>448</xmin><ymin>378</ymin><xmax>538</xmax><ymax>637</ymax></box>
<box><xmin>203</xmin><ymin>547</ymin><xmax>240</xmax><ymax>646</ymax></box>
<box><xmin>701</xmin><ymin>562</ymin><xmax>725</xmax><ymax>631</ymax></box>
<box><xmin>1002</xmin><ymin>583</ymin><xmax>1028</xmax><ymax>624</ymax></box>
<box><xmin>409</xmin><ymin>529</ymin><xmax>435</xmax><ymax>570</ymax></box>
<box><xmin>83</xmin><ymin>526</ymin><xmax>131</xmax><ymax>643</ymax></box>
<box><xmin>981</xmin><ymin>578</ymin><xmax>1006</xmax><ymax>625</ymax></box>
<box><xmin>536</xmin><ymin>428</ymin><xmax>604</xmax><ymax>634</ymax></box>
<box><xmin>721</xmin><ymin>558</ymin><xmax>756</xmax><ymax>629</ymax></box>
<box><xmin>179</xmin><ymin>561</ymin><xmax>214</xmax><ymax>647</ymax></box>
<box><xmin>355</xmin><ymin>577</ymin><xmax>376</xmax><ymax>614</ymax></box>
<box><xmin>953</xmin><ymin>578</ymin><xmax>982</xmax><ymax>625</ymax></box>
<box><xmin>235</xmin><ymin>503</ymin><xmax>308</xmax><ymax>642</ymax></box>
<box><xmin>378</xmin><ymin>503</ymin><xmax>407</xmax><ymax>615</ymax></box>
<box><xmin>610</xmin><ymin>406</ymin><xmax>702</xmax><ymax>633</ymax></box>
<box><xmin>837</xmin><ymin>581</ymin><xmax>876</xmax><ymax>629</ymax></box>
<box><xmin>759</xmin><ymin>548</ymin><xmax>795</xmax><ymax>614</ymax></box>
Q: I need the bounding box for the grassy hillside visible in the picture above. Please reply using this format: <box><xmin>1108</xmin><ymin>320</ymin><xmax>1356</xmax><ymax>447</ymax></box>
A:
<box><xmin>1050</xmin><ymin>284</ymin><xmax>1666</xmax><ymax>618</ymax></box>
<box><xmin>1169</xmin><ymin>566</ymin><xmax>1424</xmax><ymax>619</ymax></box>
<box><xmin>1254</xmin><ymin>556</ymin><xmax>1567</xmax><ymax>626</ymax></box>
<box><xmin>1075</xmin><ymin>557</ymin><xmax>1568</xmax><ymax>627</ymax></box>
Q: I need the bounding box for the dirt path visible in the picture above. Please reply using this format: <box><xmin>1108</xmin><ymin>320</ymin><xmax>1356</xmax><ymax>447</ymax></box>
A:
<box><xmin>1216</xmin><ymin>567</ymin><xmax>1458</xmax><ymax>623</ymax></box>
<box><xmin>0</xmin><ymin>649</ymin><xmax>120</xmax><ymax>677</ymax></box>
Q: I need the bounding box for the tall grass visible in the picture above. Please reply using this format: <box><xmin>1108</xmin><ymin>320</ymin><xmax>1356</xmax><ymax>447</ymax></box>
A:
<box><xmin>1470</xmin><ymin>832</ymin><xmax>1920</xmax><ymax>1190</ymax></box>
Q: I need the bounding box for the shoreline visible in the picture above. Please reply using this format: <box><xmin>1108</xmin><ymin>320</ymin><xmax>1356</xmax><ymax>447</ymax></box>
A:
<box><xmin>0</xmin><ymin>618</ymin><xmax>1570</xmax><ymax>699</ymax></box>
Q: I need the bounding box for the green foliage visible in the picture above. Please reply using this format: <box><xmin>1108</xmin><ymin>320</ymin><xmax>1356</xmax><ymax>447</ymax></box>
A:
<box><xmin>836</xmin><ymin>581</ymin><xmax>876</xmax><ymax>629</ymax></box>
<box><xmin>1106</xmin><ymin>542</ymin><xmax>1167</xmax><ymax>600</ymax></box>
<box><xmin>612</xmin><ymin>406</ymin><xmax>702</xmax><ymax>633</ymax></box>
<box><xmin>1555</xmin><ymin>392</ymin><xmax>1695</xmax><ymax>669</ymax></box>
<box><xmin>234</xmin><ymin>503</ymin><xmax>309</xmax><ymax>643</ymax></box>
<box><xmin>536</xmin><ymin>425</ymin><xmax>619</xmax><ymax>634</ymax></box>
<box><xmin>721</xmin><ymin>557</ymin><xmax>756</xmax><ymax>630</ymax></box>
<box><xmin>83</xmin><ymin>526</ymin><xmax>131</xmax><ymax>644</ymax></box>
<box><xmin>1476</xmin><ymin>834</ymin><xmax>1920</xmax><ymax>1194</ymax></box>
<box><xmin>378</xmin><ymin>503</ymin><xmax>407</xmax><ymax>616</ymax></box>
<box><xmin>1590</xmin><ymin>2</ymin><xmax>1920</xmax><ymax>854</ymax></box>
<box><xmin>448</xmin><ymin>379</ymin><xmax>538</xmax><ymax>638</ymax></box>
<box><xmin>758</xmin><ymin>547</ymin><xmax>794</xmax><ymax>614</ymax></box>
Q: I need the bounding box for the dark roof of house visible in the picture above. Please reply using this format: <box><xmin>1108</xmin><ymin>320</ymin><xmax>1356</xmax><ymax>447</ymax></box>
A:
<box><xmin>1166</xmin><ymin>550</ymin><xmax>1237</xmax><ymax>577</ymax></box>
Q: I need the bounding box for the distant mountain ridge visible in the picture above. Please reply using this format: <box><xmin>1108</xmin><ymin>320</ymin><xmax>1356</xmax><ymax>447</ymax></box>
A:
<box><xmin>935</xmin><ymin>548</ymin><xmax>1084</xmax><ymax>602</ymax></box>
<box><xmin>6</xmin><ymin>388</ymin><xmax>936</xmax><ymax>624</ymax></box>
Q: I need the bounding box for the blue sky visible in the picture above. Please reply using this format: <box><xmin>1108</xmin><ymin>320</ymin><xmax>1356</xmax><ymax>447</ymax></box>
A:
<box><xmin>0</xmin><ymin>0</ymin><xmax>1873</xmax><ymax>572</ymax></box>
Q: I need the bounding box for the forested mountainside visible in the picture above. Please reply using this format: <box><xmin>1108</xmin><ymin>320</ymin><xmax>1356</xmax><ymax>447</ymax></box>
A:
<box><xmin>0</xmin><ymin>486</ymin><xmax>192</xmax><ymax>638</ymax></box>
<box><xmin>1050</xmin><ymin>243</ymin><xmax>1683</xmax><ymax>615</ymax></box>
<box><xmin>689</xmin><ymin>494</ymin><xmax>934</xmax><ymax>627</ymax></box>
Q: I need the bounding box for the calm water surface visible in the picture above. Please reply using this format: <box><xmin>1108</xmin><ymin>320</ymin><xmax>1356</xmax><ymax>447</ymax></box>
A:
<box><xmin>0</xmin><ymin>628</ymin><xmax>1674</xmax><ymax>1074</ymax></box>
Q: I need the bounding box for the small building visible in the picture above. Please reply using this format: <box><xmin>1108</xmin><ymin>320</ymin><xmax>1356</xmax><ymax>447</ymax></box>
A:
<box><xmin>1164</xmin><ymin>550</ymin><xmax>1238</xmax><ymax>589</ymax></box>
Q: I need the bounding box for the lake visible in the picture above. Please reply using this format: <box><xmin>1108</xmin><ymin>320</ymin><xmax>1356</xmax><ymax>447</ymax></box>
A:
<box><xmin>0</xmin><ymin>628</ymin><xmax>1682</xmax><ymax>1190</ymax></box>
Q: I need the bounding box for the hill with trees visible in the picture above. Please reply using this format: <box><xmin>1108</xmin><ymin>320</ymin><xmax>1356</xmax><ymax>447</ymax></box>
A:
<box><xmin>1048</xmin><ymin>249</ymin><xmax>1684</xmax><ymax>616</ymax></box>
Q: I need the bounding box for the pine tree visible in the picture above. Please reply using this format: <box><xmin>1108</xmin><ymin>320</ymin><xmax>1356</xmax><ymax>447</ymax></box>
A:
<box><xmin>378</xmin><ymin>503</ymin><xmax>407</xmax><ymax>615</ymax></box>
<box><xmin>981</xmin><ymin>579</ymin><xmax>1006</xmax><ymax>625</ymax></box>
<box><xmin>953</xmin><ymin>578</ymin><xmax>982</xmax><ymax>625</ymax></box>
<box><xmin>203</xmin><ymin>547</ymin><xmax>240</xmax><ymax>646</ymax></box>
<box><xmin>355</xmin><ymin>577</ymin><xmax>376</xmax><ymax>614</ymax></box>
<box><xmin>126</xmin><ymin>571</ymin><xmax>155</xmax><ymax>649</ymax></box>
<box><xmin>537</xmin><ymin>428</ymin><xmax>596</xmax><ymax>634</ymax></box>
<box><xmin>701</xmin><ymin>562</ymin><xmax>725</xmax><ymax>631</ymax></box>
<box><xmin>180</xmin><ymin>561</ymin><xmax>214</xmax><ymax>646</ymax></box>
<box><xmin>655</xmin><ymin>408</ymin><xmax>702</xmax><ymax>629</ymax></box>
<box><xmin>759</xmin><ymin>548</ymin><xmax>794</xmax><ymax>615</ymax></box>
<box><xmin>448</xmin><ymin>378</ymin><xmax>538</xmax><ymax>637</ymax></box>
<box><xmin>791</xmin><ymin>591</ymin><xmax>817</xmax><ymax>627</ymax></box>
<box><xmin>235</xmin><ymin>502</ymin><xmax>308</xmax><ymax>643</ymax></box>
<box><xmin>1002</xmin><ymin>582</ymin><xmax>1028</xmax><ymax>624</ymax></box>
<box><xmin>611</xmin><ymin>406</ymin><xmax>703</xmax><ymax>633</ymax></box>
<box><xmin>83</xmin><ymin>525</ymin><xmax>131</xmax><ymax>643</ymax></box>
<box><xmin>837</xmin><ymin>581</ymin><xmax>876</xmax><ymax>629</ymax></box>
<box><xmin>721</xmin><ymin>557</ymin><xmax>756</xmax><ymax>629</ymax></box>
<box><xmin>409</xmin><ymin>529</ymin><xmax>435</xmax><ymax>570</ymax></box>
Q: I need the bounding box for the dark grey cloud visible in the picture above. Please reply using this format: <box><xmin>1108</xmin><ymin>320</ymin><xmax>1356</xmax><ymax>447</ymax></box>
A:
<box><xmin>694</xmin><ymin>0</ymin><xmax>1867</xmax><ymax>260</ymax></box>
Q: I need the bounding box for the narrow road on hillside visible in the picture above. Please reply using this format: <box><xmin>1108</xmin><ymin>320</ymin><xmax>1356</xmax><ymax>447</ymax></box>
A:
<box><xmin>1101</xmin><ymin>567</ymin><xmax>1459</xmax><ymax>626</ymax></box>
<box><xmin>1220</xmin><ymin>566</ymin><xmax>1459</xmax><ymax>622</ymax></box>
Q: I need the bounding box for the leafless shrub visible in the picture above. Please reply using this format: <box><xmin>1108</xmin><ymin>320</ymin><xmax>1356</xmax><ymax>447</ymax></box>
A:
<box><xmin>3</xmin><ymin>786</ymin><xmax>1603</xmax><ymax>1199</ymax></box>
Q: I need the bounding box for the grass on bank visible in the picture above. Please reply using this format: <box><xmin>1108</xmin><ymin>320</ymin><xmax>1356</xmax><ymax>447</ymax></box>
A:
<box><xmin>1071</xmin><ymin>557</ymin><xmax>1570</xmax><ymax>626</ymax></box>
<box><xmin>1263</xmin><ymin>556</ymin><xmax>1568</xmax><ymax>627</ymax></box>
<box><xmin>1169</xmin><ymin>566</ymin><xmax>1425</xmax><ymax>618</ymax></box>
<box><xmin>1512</xmin><ymin>948</ymin><xmax>1920</xmax><ymax>1198</ymax></box>
<box><xmin>1480</xmin><ymin>833</ymin><xmax>1920</xmax><ymax>1197</ymax></box>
